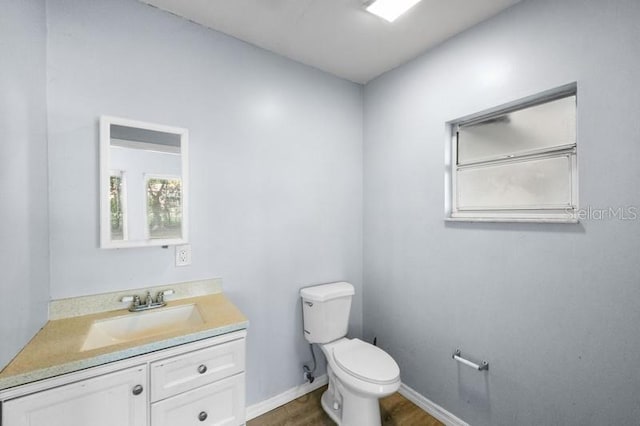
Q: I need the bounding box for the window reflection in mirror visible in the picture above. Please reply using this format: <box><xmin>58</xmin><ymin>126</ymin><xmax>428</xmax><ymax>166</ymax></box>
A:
<box><xmin>110</xmin><ymin>171</ymin><xmax>126</xmax><ymax>240</ymax></box>
<box><xmin>146</xmin><ymin>176</ymin><xmax>182</xmax><ymax>240</ymax></box>
<box><xmin>100</xmin><ymin>116</ymin><xmax>188</xmax><ymax>248</ymax></box>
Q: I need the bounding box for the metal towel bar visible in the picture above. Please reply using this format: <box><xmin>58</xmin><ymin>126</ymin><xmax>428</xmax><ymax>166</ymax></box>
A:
<box><xmin>452</xmin><ymin>349</ymin><xmax>489</xmax><ymax>371</ymax></box>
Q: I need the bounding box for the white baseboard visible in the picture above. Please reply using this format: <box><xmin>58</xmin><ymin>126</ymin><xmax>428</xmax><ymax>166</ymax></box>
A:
<box><xmin>399</xmin><ymin>383</ymin><xmax>469</xmax><ymax>426</ymax></box>
<box><xmin>245</xmin><ymin>376</ymin><xmax>467</xmax><ymax>426</ymax></box>
<box><xmin>245</xmin><ymin>374</ymin><xmax>328</xmax><ymax>421</ymax></box>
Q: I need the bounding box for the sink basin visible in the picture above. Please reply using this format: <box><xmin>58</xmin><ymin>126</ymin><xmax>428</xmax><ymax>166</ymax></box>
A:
<box><xmin>81</xmin><ymin>304</ymin><xmax>204</xmax><ymax>351</ymax></box>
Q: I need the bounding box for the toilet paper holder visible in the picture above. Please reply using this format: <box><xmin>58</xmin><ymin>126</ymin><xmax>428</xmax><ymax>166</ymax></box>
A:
<box><xmin>452</xmin><ymin>349</ymin><xmax>489</xmax><ymax>371</ymax></box>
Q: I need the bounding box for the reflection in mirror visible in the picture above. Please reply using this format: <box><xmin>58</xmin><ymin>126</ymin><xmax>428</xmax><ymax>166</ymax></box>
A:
<box><xmin>100</xmin><ymin>117</ymin><xmax>188</xmax><ymax>248</ymax></box>
<box><xmin>146</xmin><ymin>175</ymin><xmax>182</xmax><ymax>239</ymax></box>
<box><xmin>110</xmin><ymin>171</ymin><xmax>126</xmax><ymax>240</ymax></box>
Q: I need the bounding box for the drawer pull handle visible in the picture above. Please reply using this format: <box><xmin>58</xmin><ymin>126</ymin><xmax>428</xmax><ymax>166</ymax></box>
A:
<box><xmin>132</xmin><ymin>384</ymin><xmax>143</xmax><ymax>396</ymax></box>
<box><xmin>198</xmin><ymin>364</ymin><xmax>207</xmax><ymax>374</ymax></box>
<box><xmin>198</xmin><ymin>411</ymin><xmax>208</xmax><ymax>421</ymax></box>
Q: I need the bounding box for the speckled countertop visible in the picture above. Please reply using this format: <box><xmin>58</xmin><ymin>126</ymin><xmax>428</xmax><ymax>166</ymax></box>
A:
<box><xmin>0</xmin><ymin>282</ymin><xmax>248</xmax><ymax>391</ymax></box>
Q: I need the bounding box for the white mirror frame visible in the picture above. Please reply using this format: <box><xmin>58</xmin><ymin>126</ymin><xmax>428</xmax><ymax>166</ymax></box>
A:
<box><xmin>99</xmin><ymin>116</ymin><xmax>189</xmax><ymax>248</ymax></box>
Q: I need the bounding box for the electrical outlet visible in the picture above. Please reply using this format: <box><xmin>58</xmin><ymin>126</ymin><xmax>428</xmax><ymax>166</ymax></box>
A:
<box><xmin>175</xmin><ymin>244</ymin><xmax>192</xmax><ymax>266</ymax></box>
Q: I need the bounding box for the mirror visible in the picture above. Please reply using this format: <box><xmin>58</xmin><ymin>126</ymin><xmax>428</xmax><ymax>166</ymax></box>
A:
<box><xmin>100</xmin><ymin>116</ymin><xmax>188</xmax><ymax>248</ymax></box>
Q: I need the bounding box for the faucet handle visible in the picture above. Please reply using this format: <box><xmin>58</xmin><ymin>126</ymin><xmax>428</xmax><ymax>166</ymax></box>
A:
<box><xmin>122</xmin><ymin>295</ymin><xmax>141</xmax><ymax>306</ymax></box>
<box><xmin>156</xmin><ymin>289</ymin><xmax>174</xmax><ymax>304</ymax></box>
<box><xmin>121</xmin><ymin>295</ymin><xmax>140</xmax><ymax>310</ymax></box>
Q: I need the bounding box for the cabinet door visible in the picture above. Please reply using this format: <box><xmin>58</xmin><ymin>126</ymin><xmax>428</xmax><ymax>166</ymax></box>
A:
<box><xmin>151</xmin><ymin>373</ymin><xmax>245</xmax><ymax>426</ymax></box>
<box><xmin>2</xmin><ymin>365</ymin><xmax>147</xmax><ymax>426</ymax></box>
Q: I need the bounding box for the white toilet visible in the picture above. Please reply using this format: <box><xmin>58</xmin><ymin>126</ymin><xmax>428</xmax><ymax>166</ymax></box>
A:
<box><xmin>300</xmin><ymin>282</ymin><xmax>400</xmax><ymax>426</ymax></box>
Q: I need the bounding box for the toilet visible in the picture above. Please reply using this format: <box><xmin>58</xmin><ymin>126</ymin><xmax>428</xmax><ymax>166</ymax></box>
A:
<box><xmin>300</xmin><ymin>282</ymin><xmax>400</xmax><ymax>426</ymax></box>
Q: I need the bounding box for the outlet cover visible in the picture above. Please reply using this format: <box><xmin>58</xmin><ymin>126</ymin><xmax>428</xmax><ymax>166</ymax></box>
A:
<box><xmin>175</xmin><ymin>244</ymin><xmax>192</xmax><ymax>266</ymax></box>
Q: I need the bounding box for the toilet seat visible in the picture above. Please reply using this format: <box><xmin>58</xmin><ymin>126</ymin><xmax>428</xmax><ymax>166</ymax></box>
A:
<box><xmin>332</xmin><ymin>338</ymin><xmax>400</xmax><ymax>385</ymax></box>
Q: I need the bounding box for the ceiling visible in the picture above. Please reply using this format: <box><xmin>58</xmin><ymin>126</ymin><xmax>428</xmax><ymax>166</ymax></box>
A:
<box><xmin>140</xmin><ymin>0</ymin><xmax>520</xmax><ymax>84</ymax></box>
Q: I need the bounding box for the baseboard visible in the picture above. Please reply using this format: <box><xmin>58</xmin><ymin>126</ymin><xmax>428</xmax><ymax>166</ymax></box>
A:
<box><xmin>245</xmin><ymin>376</ymin><xmax>467</xmax><ymax>425</ymax></box>
<box><xmin>245</xmin><ymin>374</ymin><xmax>328</xmax><ymax>421</ymax></box>
<box><xmin>399</xmin><ymin>382</ymin><xmax>469</xmax><ymax>426</ymax></box>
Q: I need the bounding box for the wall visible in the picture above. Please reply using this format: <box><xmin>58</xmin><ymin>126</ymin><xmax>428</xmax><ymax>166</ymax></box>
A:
<box><xmin>0</xmin><ymin>0</ymin><xmax>50</xmax><ymax>370</ymax></box>
<box><xmin>363</xmin><ymin>0</ymin><xmax>640</xmax><ymax>425</ymax></box>
<box><xmin>46</xmin><ymin>0</ymin><xmax>363</xmax><ymax>405</ymax></box>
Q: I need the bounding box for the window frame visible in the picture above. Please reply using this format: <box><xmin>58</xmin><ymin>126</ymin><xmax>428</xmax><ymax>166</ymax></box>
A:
<box><xmin>446</xmin><ymin>83</ymin><xmax>578</xmax><ymax>223</ymax></box>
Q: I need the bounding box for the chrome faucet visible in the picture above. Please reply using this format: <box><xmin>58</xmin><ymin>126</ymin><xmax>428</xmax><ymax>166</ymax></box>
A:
<box><xmin>121</xmin><ymin>289</ymin><xmax>174</xmax><ymax>312</ymax></box>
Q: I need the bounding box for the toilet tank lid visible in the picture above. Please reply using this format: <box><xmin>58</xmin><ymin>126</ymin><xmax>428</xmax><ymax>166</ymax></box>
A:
<box><xmin>300</xmin><ymin>282</ymin><xmax>354</xmax><ymax>302</ymax></box>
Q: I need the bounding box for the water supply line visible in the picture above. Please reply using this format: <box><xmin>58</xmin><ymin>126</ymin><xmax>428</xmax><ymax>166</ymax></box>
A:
<box><xmin>303</xmin><ymin>343</ymin><xmax>317</xmax><ymax>383</ymax></box>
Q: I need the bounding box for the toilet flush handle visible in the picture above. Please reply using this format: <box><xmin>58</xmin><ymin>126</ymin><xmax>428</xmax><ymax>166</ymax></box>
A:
<box><xmin>305</xmin><ymin>301</ymin><xmax>313</xmax><ymax>307</ymax></box>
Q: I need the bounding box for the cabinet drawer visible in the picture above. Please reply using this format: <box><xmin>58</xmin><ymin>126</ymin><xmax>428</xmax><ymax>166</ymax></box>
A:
<box><xmin>150</xmin><ymin>338</ymin><xmax>245</xmax><ymax>402</ymax></box>
<box><xmin>151</xmin><ymin>373</ymin><xmax>245</xmax><ymax>426</ymax></box>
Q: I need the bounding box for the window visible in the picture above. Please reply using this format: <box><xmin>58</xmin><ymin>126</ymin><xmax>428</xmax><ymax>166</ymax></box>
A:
<box><xmin>447</xmin><ymin>85</ymin><xmax>577</xmax><ymax>222</ymax></box>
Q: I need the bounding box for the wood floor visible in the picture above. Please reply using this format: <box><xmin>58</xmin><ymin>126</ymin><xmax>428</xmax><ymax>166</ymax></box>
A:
<box><xmin>247</xmin><ymin>386</ymin><xmax>444</xmax><ymax>426</ymax></box>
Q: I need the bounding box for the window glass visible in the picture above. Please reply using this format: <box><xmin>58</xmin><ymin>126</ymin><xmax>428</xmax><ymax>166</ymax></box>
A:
<box><xmin>457</xmin><ymin>155</ymin><xmax>573</xmax><ymax>210</ymax></box>
<box><xmin>457</xmin><ymin>96</ymin><xmax>576</xmax><ymax>164</ymax></box>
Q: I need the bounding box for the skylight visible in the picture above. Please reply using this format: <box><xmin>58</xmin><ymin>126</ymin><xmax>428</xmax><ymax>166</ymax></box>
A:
<box><xmin>365</xmin><ymin>0</ymin><xmax>423</xmax><ymax>23</ymax></box>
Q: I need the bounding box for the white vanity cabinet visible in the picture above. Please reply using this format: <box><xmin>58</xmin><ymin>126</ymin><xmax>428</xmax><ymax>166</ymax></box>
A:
<box><xmin>0</xmin><ymin>330</ymin><xmax>246</xmax><ymax>426</ymax></box>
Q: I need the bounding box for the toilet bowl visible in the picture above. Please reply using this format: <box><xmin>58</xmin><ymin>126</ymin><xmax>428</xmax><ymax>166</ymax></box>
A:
<box><xmin>300</xmin><ymin>282</ymin><xmax>401</xmax><ymax>426</ymax></box>
<box><xmin>320</xmin><ymin>338</ymin><xmax>400</xmax><ymax>425</ymax></box>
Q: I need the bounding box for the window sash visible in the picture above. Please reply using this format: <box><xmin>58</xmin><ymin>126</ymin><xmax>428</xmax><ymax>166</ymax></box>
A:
<box><xmin>456</xmin><ymin>151</ymin><xmax>576</xmax><ymax>211</ymax></box>
<box><xmin>456</xmin><ymin>95</ymin><xmax>576</xmax><ymax>166</ymax></box>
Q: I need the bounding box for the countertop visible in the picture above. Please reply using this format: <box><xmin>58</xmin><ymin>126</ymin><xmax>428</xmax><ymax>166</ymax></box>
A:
<box><xmin>0</xmin><ymin>292</ymin><xmax>248</xmax><ymax>391</ymax></box>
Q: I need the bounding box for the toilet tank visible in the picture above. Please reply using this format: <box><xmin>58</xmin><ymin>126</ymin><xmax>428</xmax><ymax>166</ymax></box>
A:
<box><xmin>300</xmin><ymin>282</ymin><xmax>355</xmax><ymax>344</ymax></box>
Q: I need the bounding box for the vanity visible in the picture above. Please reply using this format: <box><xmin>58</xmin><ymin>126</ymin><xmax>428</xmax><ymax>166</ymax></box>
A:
<box><xmin>0</xmin><ymin>117</ymin><xmax>249</xmax><ymax>425</ymax></box>
<box><xmin>0</xmin><ymin>279</ymin><xmax>248</xmax><ymax>426</ymax></box>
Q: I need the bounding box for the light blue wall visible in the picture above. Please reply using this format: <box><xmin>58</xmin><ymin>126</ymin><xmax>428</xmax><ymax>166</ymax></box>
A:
<box><xmin>363</xmin><ymin>0</ymin><xmax>640</xmax><ymax>424</ymax></box>
<box><xmin>46</xmin><ymin>0</ymin><xmax>362</xmax><ymax>404</ymax></box>
<box><xmin>0</xmin><ymin>0</ymin><xmax>49</xmax><ymax>370</ymax></box>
